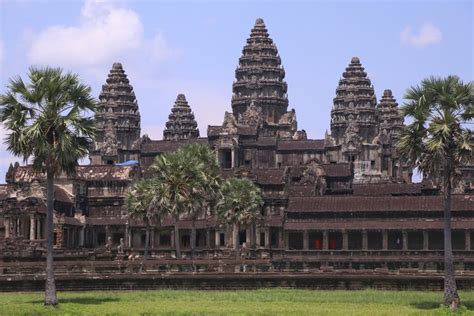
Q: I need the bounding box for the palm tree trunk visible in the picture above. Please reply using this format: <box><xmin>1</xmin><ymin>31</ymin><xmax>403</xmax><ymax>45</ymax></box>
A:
<box><xmin>191</xmin><ymin>219</ymin><xmax>196</xmax><ymax>260</ymax></box>
<box><xmin>443</xmin><ymin>168</ymin><xmax>460</xmax><ymax>309</ymax></box>
<box><xmin>174</xmin><ymin>216</ymin><xmax>181</xmax><ymax>259</ymax></box>
<box><xmin>44</xmin><ymin>166</ymin><xmax>57</xmax><ymax>306</ymax></box>
<box><xmin>233</xmin><ymin>222</ymin><xmax>240</xmax><ymax>258</ymax></box>
<box><xmin>144</xmin><ymin>221</ymin><xmax>150</xmax><ymax>260</ymax></box>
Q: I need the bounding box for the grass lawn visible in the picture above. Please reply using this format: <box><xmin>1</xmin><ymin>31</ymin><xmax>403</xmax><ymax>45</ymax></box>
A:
<box><xmin>0</xmin><ymin>289</ymin><xmax>473</xmax><ymax>315</ymax></box>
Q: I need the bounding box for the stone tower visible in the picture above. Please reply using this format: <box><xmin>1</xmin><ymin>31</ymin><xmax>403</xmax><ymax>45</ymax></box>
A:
<box><xmin>326</xmin><ymin>57</ymin><xmax>384</xmax><ymax>183</ymax></box>
<box><xmin>376</xmin><ymin>89</ymin><xmax>409</xmax><ymax>180</ymax></box>
<box><xmin>231</xmin><ymin>18</ymin><xmax>289</xmax><ymax>125</ymax></box>
<box><xmin>377</xmin><ymin>89</ymin><xmax>403</xmax><ymax>139</ymax></box>
<box><xmin>330</xmin><ymin>57</ymin><xmax>378</xmax><ymax>146</ymax></box>
<box><xmin>90</xmin><ymin>62</ymin><xmax>141</xmax><ymax>165</ymax></box>
<box><xmin>163</xmin><ymin>94</ymin><xmax>200</xmax><ymax>141</ymax></box>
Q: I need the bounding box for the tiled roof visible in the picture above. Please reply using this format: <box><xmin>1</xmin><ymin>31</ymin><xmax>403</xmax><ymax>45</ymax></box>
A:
<box><xmin>352</xmin><ymin>183</ymin><xmax>423</xmax><ymax>196</ymax></box>
<box><xmin>76</xmin><ymin>165</ymin><xmax>137</xmax><ymax>181</ymax></box>
<box><xmin>141</xmin><ymin>138</ymin><xmax>208</xmax><ymax>154</ymax></box>
<box><xmin>287</xmin><ymin>195</ymin><xmax>474</xmax><ymax>212</ymax></box>
<box><xmin>321</xmin><ymin>163</ymin><xmax>352</xmax><ymax>178</ymax></box>
<box><xmin>277</xmin><ymin>140</ymin><xmax>325</xmax><ymax>151</ymax></box>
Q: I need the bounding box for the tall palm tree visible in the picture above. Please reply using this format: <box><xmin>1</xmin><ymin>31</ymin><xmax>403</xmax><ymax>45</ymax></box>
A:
<box><xmin>397</xmin><ymin>76</ymin><xmax>473</xmax><ymax>309</ymax></box>
<box><xmin>126</xmin><ymin>179</ymin><xmax>165</xmax><ymax>259</ymax></box>
<box><xmin>181</xmin><ymin>144</ymin><xmax>220</xmax><ymax>259</ymax></box>
<box><xmin>0</xmin><ymin>67</ymin><xmax>96</xmax><ymax>306</ymax></box>
<box><xmin>216</xmin><ymin>177</ymin><xmax>263</xmax><ymax>255</ymax></box>
<box><xmin>150</xmin><ymin>149</ymin><xmax>197</xmax><ymax>259</ymax></box>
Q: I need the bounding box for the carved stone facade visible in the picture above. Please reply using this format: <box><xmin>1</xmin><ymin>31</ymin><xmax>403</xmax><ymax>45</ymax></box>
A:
<box><xmin>163</xmin><ymin>94</ymin><xmax>199</xmax><ymax>141</ymax></box>
<box><xmin>325</xmin><ymin>58</ymin><xmax>411</xmax><ymax>183</ymax></box>
<box><xmin>90</xmin><ymin>63</ymin><xmax>141</xmax><ymax>165</ymax></box>
<box><xmin>1</xmin><ymin>18</ymin><xmax>473</xmax><ymax>273</ymax></box>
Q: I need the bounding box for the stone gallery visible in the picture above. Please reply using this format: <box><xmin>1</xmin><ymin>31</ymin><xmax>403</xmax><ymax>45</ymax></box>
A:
<box><xmin>1</xmin><ymin>19</ymin><xmax>473</xmax><ymax>281</ymax></box>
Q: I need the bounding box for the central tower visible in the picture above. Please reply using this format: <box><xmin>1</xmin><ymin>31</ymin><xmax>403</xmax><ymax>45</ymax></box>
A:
<box><xmin>231</xmin><ymin>18</ymin><xmax>289</xmax><ymax>125</ymax></box>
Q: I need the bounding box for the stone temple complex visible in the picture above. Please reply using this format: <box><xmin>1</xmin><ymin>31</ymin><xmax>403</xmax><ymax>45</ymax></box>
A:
<box><xmin>0</xmin><ymin>18</ymin><xmax>473</xmax><ymax>289</ymax></box>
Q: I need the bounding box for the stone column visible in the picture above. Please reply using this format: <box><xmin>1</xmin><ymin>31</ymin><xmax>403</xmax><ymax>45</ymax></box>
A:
<box><xmin>29</xmin><ymin>215</ymin><xmax>36</xmax><ymax>240</ymax></box>
<box><xmin>79</xmin><ymin>226</ymin><xmax>85</xmax><ymax>247</ymax></box>
<box><xmin>303</xmin><ymin>230</ymin><xmax>309</xmax><ymax>250</ymax></box>
<box><xmin>423</xmin><ymin>231</ymin><xmax>429</xmax><ymax>250</ymax></box>
<box><xmin>4</xmin><ymin>217</ymin><xmax>10</xmax><ymax>238</ymax></box>
<box><xmin>362</xmin><ymin>230</ymin><xmax>368</xmax><ymax>250</ymax></box>
<box><xmin>382</xmin><ymin>230</ymin><xmax>388</xmax><ymax>250</ymax></box>
<box><xmin>231</xmin><ymin>148</ymin><xmax>236</xmax><ymax>168</ymax></box>
<box><xmin>150</xmin><ymin>228</ymin><xmax>155</xmax><ymax>249</ymax></box>
<box><xmin>342</xmin><ymin>230</ymin><xmax>348</xmax><ymax>250</ymax></box>
<box><xmin>283</xmin><ymin>231</ymin><xmax>289</xmax><ymax>250</ymax></box>
<box><xmin>402</xmin><ymin>230</ymin><xmax>408</xmax><ymax>250</ymax></box>
<box><xmin>105</xmin><ymin>225</ymin><xmax>111</xmax><ymax>244</ymax></box>
<box><xmin>323</xmin><ymin>231</ymin><xmax>329</xmax><ymax>250</ymax></box>
<box><xmin>36</xmin><ymin>217</ymin><xmax>42</xmax><ymax>239</ymax></box>
<box><xmin>465</xmin><ymin>230</ymin><xmax>471</xmax><ymax>251</ymax></box>
<box><xmin>256</xmin><ymin>228</ymin><xmax>261</xmax><ymax>248</ymax></box>
<box><xmin>246</xmin><ymin>226</ymin><xmax>251</xmax><ymax>246</ymax></box>
<box><xmin>278</xmin><ymin>228</ymin><xmax>285</xmax><ymax>249</ymax></box>
<box><xmin>215</xmin><ymin>230</ymin><xmax>220</xmax><ymax>248</ymax></box>
<box><xmin>170</xmin><ymin>229</ymin><xmax>175</xmax><ymax>248</ymax></box>
<box><xmin>206</xmin><ymin>229</ymin><xmax>210</xmax><ymax>248</ymax></box>
<box><xmin>264</xmin><ymin>228</ymin><xmax>270</xmax><ymax>248</ymax></box>
<box><xmin>125</xmin><ymin>224</ymin><xmax>131</xmax><ymax>248</ymax></box>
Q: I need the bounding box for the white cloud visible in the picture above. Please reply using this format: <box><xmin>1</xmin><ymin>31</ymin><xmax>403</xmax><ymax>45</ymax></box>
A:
<box><xmin>28</xmin><ymin>0</ymin><xmax>177</xmax><ymax>67</ymax></box>
<box><xmin>400</xmin><ymin>23</ymin><xmax>442</xmax><ymax>48</ymax></box>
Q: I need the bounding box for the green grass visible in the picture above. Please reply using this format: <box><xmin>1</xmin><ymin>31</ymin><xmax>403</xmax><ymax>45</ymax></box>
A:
<box><xmin>0</xmin><ymin>289</ymin><xmax>473</xmax><ymax>315</ymax></box>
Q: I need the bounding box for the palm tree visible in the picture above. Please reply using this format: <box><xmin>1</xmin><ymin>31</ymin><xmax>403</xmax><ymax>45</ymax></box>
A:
<box><xmin>0</xmin><ymin>67</ymin><xmax>96</xmax><ymax>306</ymax></box>
<box><xmin>181</xmin><ymin>144</ymin><xmax>220</xmax><ymax>259</ymax></box>
<box><xmin>126</xmin><ymin>179</ymin><xmax>165</xmax><ymax>259</ymax></box>
<box><xmin>150</xmin><ymin>150</ymin><xmax>195</xmax><ymax>259</ymax></box>
<box><xmin>397</xmin><ymin>76</ymin><xmax>473</xmax><ymax>310</ymax></box>
<box><xmin>216</xmin><ymin>177</ymin><xmax>263</xmax><ymax>255</ymax></box>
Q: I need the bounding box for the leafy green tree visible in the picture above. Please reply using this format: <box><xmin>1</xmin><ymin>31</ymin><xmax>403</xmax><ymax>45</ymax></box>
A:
<box><xmin>0</xmin><ymin>67</ymin><xmax>96</xmax><ymax>306</ymax></box>
<box><xmin>216</xmin><ymin>177</ymin><xmax>263</xmax><ymax>255</ymax></box>
<box><xmin>397</xmin><ymin>76</ymin><xmax>473</xmax><ymax>309</ymax></box>
<box><xmin>149</xmin><ymin>144</ymin><xmax>220</xmax><ymax>259</ymax></box>
<box><xmin>181</xmin><ymin>144</ymin><xmax>220</xmax><ymax>259</ymax></box>
<box><xmin>126</xmin><ymin>179</ymin><xmax>166</xmax><ymax>259</ymax></box>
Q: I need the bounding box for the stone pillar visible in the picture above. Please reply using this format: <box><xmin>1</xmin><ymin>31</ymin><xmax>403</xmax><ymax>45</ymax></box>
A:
<box><xmin>170</xmin><ymin>229</ymin><xmax>175</xmax><ymax>248</ymax></box>
<box><xmin>206</xmin><ymin>229</ymin><xmax>210</xmax><ymax>248</ymax></box>
<box><xmin>150</xmin><ymin>228</ymin><xmax>155</xmax><ymax>249</ymax></box>
<box><xmin>105</xmin><ymin>225</ymin><xmax>111</xmax><ymax>244</ymax></box>
<box><xmin>382</xmin><ymin>230</ymin><xmax>388</xmax><ymax>250</ymax></box>
<box><xmin>465</xmin><ymin>230</ymin><xmax>471</xmax><ymax>251</ymax></box>
<box><xmin>79</xmin><ymin>226</ymin><xmax>85</xmax><ymax>247</ymax></box>
<box><xmin>362</xmin><ymin>230</ymin><xmax>368</xmax><ymax>250</ymax></box>
<box><xmin>36</xmin><ymin>217</ymin><xmax>41</xmax><ymax>239</ymax></box>
<box><xmin>215</xmin><ymin>230</ymin><xmax>220</xmax><ymax>248</ymax></box>
<box><xmin>323</xmin><ymin>231</ymin><xmax>329</xmax><ymax>250</ymax></box>
<box><xmin>256</xmin><ymin>228</ymin><xmax>261</xmax><ymax>248</ymax></box>
<box><xmin>231</xmin><ymin>148</ymin><xmax>236</xmax><ymax>168</ymax></box>
<box><xmin>342</xmin><ymin>230</ymin><xmax>348</xmax><ymax>250</ymax></box>
<box><xmin>423</xmin><ymin>231</ymin><xmax>429</xmax><ymax>250</ymax></box>
<box><xmin>29</xmin><ymin>215</ymin><xmax>36</xmax><ymax>240</ymax></box>
<box><xmin>4</xmin><ymin>218</ymin><xmax>10</xmax><ymax>238</ymax></box>
<box><xmin>264</xmin><ymin>228</ymin><xmax>270</xmax><ymax>248</ymax></box>
<box><xmin>284</xmin><ymin>231</ymin><xmax>289</xmax><ymax>250</ymax></box>
<box><xmin>303</xmin><ymin>230</ymin><xmax>309</xmax><ymax>250</ymax></box>
<box><xmin>125</xmin><ymin>224</ymin><xmax>131</xmax><ymax>248</ymax></box>
<box><xmin>278</xmin><ymin>228</ymin><xmax>284</xmax><ymax>249</ymax></box>
<box><xmin>402</xmin><ymin>230</ymin><xmax>408</xmax><ymax>250</ymax></box>
<box><xmin>245</xmin><ymin>226</ymin><xmax>251</xmax><ymax>246</ymax></box>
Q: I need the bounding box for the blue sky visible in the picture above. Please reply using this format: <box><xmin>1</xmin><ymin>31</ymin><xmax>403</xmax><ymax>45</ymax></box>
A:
<box><xmin>0</xmin><ymin>0</ymin><xmax>472</xmax><ymax>182</ymax></box>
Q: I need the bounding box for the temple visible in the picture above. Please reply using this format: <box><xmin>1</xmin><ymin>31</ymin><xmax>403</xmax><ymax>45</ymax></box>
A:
<box><xmin>1</xmin><ymin>18</ymin><xmax>473</xmax><ymax>283</ymax></box>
